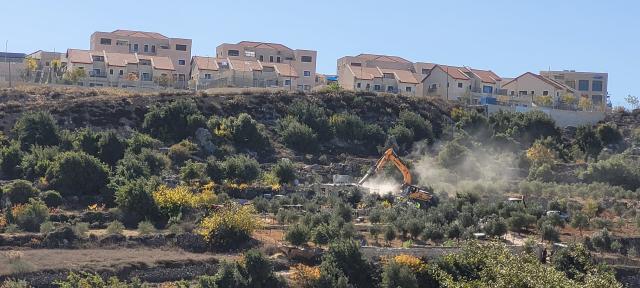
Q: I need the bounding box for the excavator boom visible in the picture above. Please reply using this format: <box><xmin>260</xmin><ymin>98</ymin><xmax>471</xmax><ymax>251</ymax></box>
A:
<box><xmin>357</xmin><ymin>148</ymin><xmax>432</xmax><ymax>205</ymax></box>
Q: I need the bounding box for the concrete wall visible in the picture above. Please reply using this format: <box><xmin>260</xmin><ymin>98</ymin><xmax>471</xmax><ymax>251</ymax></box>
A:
<box><xmin>486</xmin><ymin>104</ymin><xmax>606</xmax><ymax>127</ymax></box>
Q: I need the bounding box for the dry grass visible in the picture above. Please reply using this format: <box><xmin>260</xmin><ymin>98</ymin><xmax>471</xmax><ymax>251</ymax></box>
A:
<box><xmin>0</xmin><ymin>248</ymin><xmax>234</xmax><ymax>276</ymax></box>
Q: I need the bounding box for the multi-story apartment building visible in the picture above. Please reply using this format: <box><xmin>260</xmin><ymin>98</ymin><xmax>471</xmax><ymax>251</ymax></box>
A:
<box><xmin>501</xmin><ymin>72</ymin><xmax>575</xmax><ymax>107</ymax></box>
<box><xmin>337</xmin><ymin>54</ymin><xmax>421</xmax><ymax>96</ymax></box>
<box><xmin>420</xmin><ymin>64</ymin><xmax>503</xmax><ymax>103</ymax></box>
<box><xmin>215</xmin><ymin>41</ymin><xmax>317</xmax><ymax>91</ymax></box>
<box><xmin>540</xmin><ymin>70</ymin><xmax>608</xmax><ymax>109</ymax></box>
<box><xmin>189</xmin><ymin>55</ymin><xmax>306</xmax><ymax>90</ymax></box>
<box><xmin>337</xmin><ymin>54</ymin><xmax>502</xmax><ymax>100</ymax></box>
<box><xmin>65</xmin><ymin>49</ymin><xmax>175</xmax><ymax>88</ymax></box>
<box><xmin>90</xmin><ymin>30</ymin><xmax>191</xmax><ymax>88</ymax></box>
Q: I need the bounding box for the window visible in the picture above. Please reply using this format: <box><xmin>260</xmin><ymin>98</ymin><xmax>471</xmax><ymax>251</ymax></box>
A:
<box><xmin>457</xmin><ymin>82</ymin><xmax>463</xmax><ymax>88</ymax></box>
<box><xmin>510</xmin><ymin>91</ymin><xmax>515</xmax><ymax>96</ymax></box>
<box><xmin>301</xmin><ymin>56</ymin><xmax>313</xmax><ymax>62</ymax></box>
<box><xmin>366</xmin><ymin>83</ymin><xmax>370</xmax><ymax>90</ymax></box>
<box><xmin>519</xmin><ymin>91</ymin><xmax>527</xmax><ymax>96</ymax></box>
<box><xmin>228</xmin><ymin>50</ymin><xmax>240</xmax><ymax>56</ymax></box>
<box><xmin>119</xmin><ymin>70</ymin><xmax>123</xmax><ymax>76</ymax></box>
<box><xmin>178</xmin><ymin>59</ymin><xmax>186</xmax><ymax>65</ymax></box>
<box><xmin>374</xmin><ymin>85</ymin><xmax>381</xmax><ymax>91</ymax></box>
<box><xmin>92</xmin><ymin>69</ymin><xmax>101</xmax><ymax>76</ymax></box>
<box><xmin>133</xmin><ymin>44</ymin><xmax>139</xmax><ymax>52</ymax></box>
<box><xmin>387</xmin><ymin>86</ymin><xmax>394</xmax><ymax>92</ymax></box>
<box><xmin>276</xmin><ymin>56</ymin><xmax>281</xmax><ymax>63</ymax></box>
<box><xmin>578</xmin><ymin>80</ymin><xmax>589</xmax><ymax>91</ymax></box>
<box><xmin>303</xmin><ymin>71</ymin><xmax>311</xmax><ymax>77</ymax></box>
<box><xmin>204</xmin><ymin>74</ymin><xmax>212</xmax><ymax>79</ymax></box>
<box><xmin>160</xmin><ymin>44</ymin><xmax>170</xmax><ymax>49</ymax></box>
<box><xmin>421</xmin><ymin>69</ymin><xmax>430</xmax><ymax>74</ymax></box>
<box><xmin>245</xmin><ymin>51</ymin><xmax>255</xmax><ymax>57</ymax></box>
<box><xmin>284</xmin><ymin>79</ymin><xmax>291</xmax><ymax>86</ymax></box>
<box><xmin>383</xmin><ymin>73</ymin><xmax>394</xmax><ymax>79</ymax></box>
<box><xmin>269</xmin><ymin>56</ymin><xmax>274</xmax><ymax>62</ymax></box>
<box><xmin>356</xmin><ymin>82</ymin><xmax>361</xmax><ymax>88</ymax></box>
<box><xmin>351</xmin><ymin>62</ymin><xmax>362</xmax><ymax>67</ymax></box>
<box><xmin>297</xmin><ymin>85</ymin><xmax>304</xmax><ymax>90</ymax></box>
<box><xmin>92</xmin><ymin>55</ymin><xmax>104</xmax><ymax>62</ymax></box>
<box><xmin>259</xmin><ymin>55</ymin><xmax>264</xmax><ymax>61</ymax></box>
<box><xmin>530</xmin><ymin>91</ymin><xmax>535</xmax><ymax>95</ymax></box>
<box><xmin>592</xmin><ymin>80</ymin><xmax>603</xmax><ymax>91</ymax></box>
<box><xmin>543</xmin><ymin>90</ymin><xmax>549</xmax><ymax>96</ymax></box>
<box><xmin>482</xmin><ymin>85</ymin><xmax>493</xmax><ymax>94</ymax></box>
<box><xmin>175</xmin><ymin>44</ymin><xmax>187</xmax><ymax>51</ymax></box>
<box><xmin>142</xmin><ymin>72</ymin><xmax>151</xmax><ymax>81</ymax></box>
<box><xmin>45</xmin><ymin>61</ymin><xmax>50</xmax><ymax>67</ymax></box>
<box><xmin>109</xmin><ymin>69</ymin><xmax>114</xmax><ymax>75</ymax></box>
<box><xmin>116</xmin><ymin>40</ymin><xmax>128</xmax><ymax>46</ymax></box>
<box><xmin>151</xmin><ymin>45</ymin><xmax>156</xmax><ymax>53</ymax></box>
<box><xmin>406</xmin><ymin>87</ymin><xmax>412</xmax><ymax>92</ymax></box>
<box><xmin>144</xmin><ymin>44</ymin><xmax>149</xmax><ymax>52</ymax></box>
<box><xmin>304</xmin><ymin>85</ymin><xmax>311</xmax><ymax>91</ymax></box>
<box><xmin>100</xmin><ymin>38</ymin><xmax>112</xmax><ymax>45</ymax></box>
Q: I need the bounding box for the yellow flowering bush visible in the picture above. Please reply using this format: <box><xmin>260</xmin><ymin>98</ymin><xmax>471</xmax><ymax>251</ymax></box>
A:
<box><xmin>291</xmin><ymin>264</ymin><xmax>321</xmax><ymax>288</ymax></box>
<box><xmin>392</xmin><ymin>254</ymin><xmax>428</xmax><ymax>274</ymax></box>
<box><xmin>196</xmin><ymin>203</ymin><xmax>261</xmax><ymax>250</ymax></box>
<box><xmin>153</xmin><ymin>185</ymin><xmax>218</xmax><ymax>217</ymax></box>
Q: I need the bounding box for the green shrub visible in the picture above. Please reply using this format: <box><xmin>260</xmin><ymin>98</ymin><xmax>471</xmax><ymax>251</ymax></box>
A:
<box><xmin>168</xmin><ymin>140</ymin><xmax>197</xmax><ymax>166</ymax></box>
<box><xmin>205</xmin><ymin>157</ymin><xmax>225</xmax><ymax>184</ymax></box>
<box><xmin>278</xmin><ymin>117</ymin><xmax>318</xmax><ymax>153</ymax></box>
<box><xmin>20</xmin><ymin>145</ymin><xmax>59</xmax><ymax>180</ymax></box>
<box><xmin>106</xmin><ymin>220</ymin><xmax>125</xmax><ymax>235</ymax></box>
<box><xmin>596</xmin><ymin>123</ymin><xmax>623</xmax><ymax>146</ymax></box>
<box><xmin>437</xmin><ymin>141</ymin><xmax>469</xmax><ymax>169</ymax></box>
<box><xmin>126</xmin><ymin>132</ymin><xmax>162</xmax><ymax>154</ymax></box>
<box><xmin>180</xmin><ymin>160</ymin><xmax>208</xmax><ymax>183</ymax></box>
<box><xmin>143</xmin><ymin>99</ymin><xmax>206</xmax><ymax>143</ymax></box>
<box><xmin>576</xmin><ymin>125</ymin><xmax>603</xmax><ymax>161</ymax></box>
<box><xmin>228</xmin><ymin>113</ymin><xmax>270</xmax><ymax>152</ymax></box>
<box><xmin>1</xmin><ymin>142</ymin><xmax>23</xmax><ymax>179</ymax></box>
<box><xmin>3</xmin><ymin>180</ymin><xmax>38</xmax><ymax>204</ymax></box>
<box><xmin>581</xmin><ymin>155</ymin><xmax>640</xmax><ymax>191</ymax></box>
<box><xmin>399</xmin><ymin>110</ymin><xmax>433</xmax><ymax>143</ymax></box>
<box><xmin>528</xmin><ymin>163</ymin><xmax>554</xmax><ymax>182</ymax></box>
<box><xmin>381</xmin><ymin>261</ymin><xmax>418</xmax><ymax>288</ymax></box>
<box><xmin>389</xmin><ymin>124</ymin><xmax>414</xmax><ymax>149</ymax></box>
<box><xmin>285</xmin><ymin>224</ymin><xmax>310</xmax><ymax>246</ymax></box>
<box><xmin>73</xmin><ymin>222</ymin><xmax>89</xmax><ymax>238</ymax></box>
<box><xmin>13</xmin><ymin>198</ymin><xmax>49</xmax><ymax>232</ymax></box>
<box><xmin>318</xmin><ymin>240</ymin><xmax>373</xmax><ymax>288</ymax></box>
<box><xmin>13</xmin><ymin>111</ymin><xmax>60</xmax><ymax>150</ymax></box>
<box><xmin>45</xmin><ymin>151</ymin><xmax>110</xmax><ymax>197</ymax></box>
<box><xmin>330</xmin><ymin>113</ymin><xmax>366</xmax><ymax>141</ymax></box>
<box><xmin>40</xmin><ymin>190</ymin><xmax>63</xmax><ymax>207</ymax></box>
<box><xmin>137</xmin><ymin>220</ymin><xmax>156</xmax><ymax>235</ymax></box>
<box><xmin>223</xmin><ymin>154</ymin><xmax>261</xmax><ymax>184</ymax></box>
<box><xmin>40</xmin><ymin>221</ymin><xmax>55</xmax><ymax>233</ymax></box>
<box><xmin>272</xmin><ymin>158</ymin><xmax>296</xmax><ymax>184</ymax></box>
<box><xmin>73</xmin><ymin>128</ymin><xmax>100</xmax><ymax>156</ymax></box>
<box><xmin>114</xmin><ymin>178</ymin><xmax>161</xmax><ymax>223</ymax></box>
<box><xmin>288</xmin><ymin>99</ymin><xmax>331</xmax><ymax>140</ymax></box>
<box><xmin>97</xmin><ymin>130</ymin><xmax>126</xmax><ymax>166</ymax></box>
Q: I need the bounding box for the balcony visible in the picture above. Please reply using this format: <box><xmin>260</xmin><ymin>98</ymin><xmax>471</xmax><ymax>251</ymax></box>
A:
<box><xmin>89</xmin><ymin>71</ymin><xmax>107</xmax><ymax>78</ymax></box>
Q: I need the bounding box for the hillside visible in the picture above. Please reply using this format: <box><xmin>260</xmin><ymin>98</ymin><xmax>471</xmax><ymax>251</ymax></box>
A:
<box><xmin>0</xmin><ymin>86</ymin><xmax>639</xmax><ymax>287</ymax></box>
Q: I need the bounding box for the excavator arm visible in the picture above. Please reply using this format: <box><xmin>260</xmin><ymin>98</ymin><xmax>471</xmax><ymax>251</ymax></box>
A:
<box><xmin>357</xmin><ymin>148</ymin><xmax>432</xmax><ymax>205</ymax></box>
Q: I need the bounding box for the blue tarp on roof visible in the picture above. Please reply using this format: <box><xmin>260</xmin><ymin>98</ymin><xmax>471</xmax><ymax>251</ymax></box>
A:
<box><xmin>326</xmin><ymin>75</ymin><xmax>338</xmax><ymax>81</ymax></box>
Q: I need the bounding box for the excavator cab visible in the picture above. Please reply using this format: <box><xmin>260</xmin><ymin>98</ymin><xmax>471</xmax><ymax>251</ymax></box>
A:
<box><xmin>358</xmin><ymin>148</ymin><xmax>433</xmax><ymax>207</ymax></box>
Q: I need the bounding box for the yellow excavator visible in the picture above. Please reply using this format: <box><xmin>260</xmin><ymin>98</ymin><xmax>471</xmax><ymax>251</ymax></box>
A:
<box><xmin>357</xmin><ymin>148</ymin><xmax>433</xmax><ymax>205</ymax></box>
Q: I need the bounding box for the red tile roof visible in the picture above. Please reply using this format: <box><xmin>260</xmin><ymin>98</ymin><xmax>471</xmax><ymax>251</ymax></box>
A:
<box><xmin>433</xmin><ymin>65</ymin><xmax>470</xmax><ymax>80</ymax></box>
<box><xmin>66</xmin><ymin>49</ymin><xmax>93</xmax><ymax>64</ymax></box>
<box><xmin>348</xmin><ymin>65</ymin><xmax>383</xmax><ymax>80</ymax></box>
<box><xmin>463</xmin><ymin>67</ymin><xmax>502</xmax><ymax>84</ymax></box>
<box><xmin>111</xmin><ymin>29</ymin><xmax>168</xmax><ymax>40</ymax></box>
<box><xmin>380</xmin><ymin>68</ymin><xmax>420</xmax><ymax>84</ymax></box>
<box><xmin>501</xmin><ymin>72</ymin><xmax>568</xmax><ymax>90</ymax></box>
<box><xmin>192</xmin><ymin>56</ymin><xmax>219</xmax><ymax>71</ymax></box>
<box><xmin>237</xmin><ymin>41</ymin><xmax>292</xmax><ymax>51</ymax></box>
<box><xmin>67</xmin><ymin>49</ymin><xmax>174</xmax><ymax>71</ymax></box>
<box><xmin>271</xmin><ymin>63</ymin><xmax>298</xmax><ymax>77</ymax></box>
<box><xmin>356</xmin><ymin>54</ymin><xmax>412</xmax><ymax>64</ymax></box>
<box><xmin>228</xmin><ymin>58</ymin><xmax>262</xmax><ymax>72</ymax></box>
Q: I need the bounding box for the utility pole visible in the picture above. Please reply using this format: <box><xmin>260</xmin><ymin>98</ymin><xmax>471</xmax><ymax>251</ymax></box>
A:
<box><xmin>5</xmin><ymin>40</ymin><xmax>11</xmax><ymax>88</ymax></box>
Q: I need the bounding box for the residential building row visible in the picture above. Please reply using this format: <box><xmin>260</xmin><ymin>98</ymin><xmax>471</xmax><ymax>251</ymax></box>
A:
<box><xmin>337</xmin><ymin>53</ymin><xmax>608</xmax><ymax>110</ymax></box>
<box><xmin>0</xmin><ymin>28</ymin><xmax>608</xmax><ymax>110</ymax></box>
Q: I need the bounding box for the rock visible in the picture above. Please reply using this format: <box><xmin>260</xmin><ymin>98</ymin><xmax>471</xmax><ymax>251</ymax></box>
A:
<box><xmin>100</xmin><ymin>234</ymin><xmax>126</xmax><ymax>245</ymax></box>
<box><xmin>195</xmin><ymin>128</ymin><xmax>216</xmax><ymax>155</ymax></box>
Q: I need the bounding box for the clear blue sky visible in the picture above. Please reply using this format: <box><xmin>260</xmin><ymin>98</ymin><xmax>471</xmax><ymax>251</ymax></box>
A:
<box><xmin>3</xmin><ymin>0</ymin><xmax>638</xmax><ymax>106</ymax></box>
